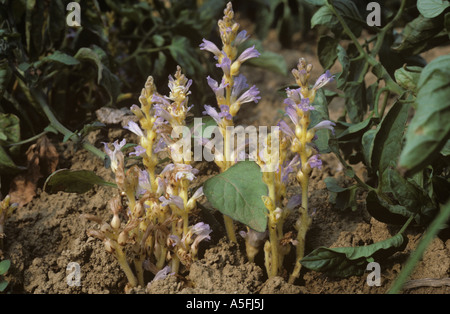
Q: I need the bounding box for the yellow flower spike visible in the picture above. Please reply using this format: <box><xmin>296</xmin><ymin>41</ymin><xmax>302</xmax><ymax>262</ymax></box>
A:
<box><xmin>261</xmin><ymin>195</ymin><xmax>275</xmax><ymax>212</ymax></box>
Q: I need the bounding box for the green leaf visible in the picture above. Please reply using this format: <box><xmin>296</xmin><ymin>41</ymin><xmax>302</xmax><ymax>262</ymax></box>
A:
<box><xmin>372</xmin><ymin>99</ymin><xmax>410</xmax><ymax>177</ymax></box>
<box><xmin>324</xmin><ymin>177</ymin><xmax>358</xmax><ymax>211</ymax></box>
<box><xmin>203</xmin><ymin>161</ymin><xmax>268</xmax><ymax>232</ymax></box>
<box><xmin>0</xmin><ymin>280</ymin><xmax>8</xmax><ymax>292</ymax></box>
<box><xmin>169</xmin><ymin>36</ymin><xmax>202</xmax><ymax>77</ymax></box>
<box><xmin>301</xmin><ymin>233</ymin><xmax>407</xmax><ymax>277</ymax></box>
<box><xmin>0</xmin><ymin>260</ymin><xmax>10</xmax><ymax>275</ymax></box>
<box><xmin>44</xmin><ymin>50</ymin><xmax>80</xmax><ymax>66</ymax></box>
<box><xmin>384</xmin><ymin>168</ymin><xmax>437</xmax><ymax>225</ymax></box>
<box><xmin>0</xmin><ymin>113</ymin><xmax>20</xmax><ymax>144</ymax></box>
<box><xmin>417</xmin><ymin>0</ymin><xmax>450</xmax><ymax>18</ymax></box>
<box><xmin>318</xmin><ymin>35</ymin><xmax>339</xmax><ymax>69</ymax></box>
<box><xmin>394</xmin><ymin>66</ymin><xmax>423</xmax><ymax>92</ymax></box>
<box><xmin>393</xmin><ymin>14</ymin><xmax>447</xmax><ymax>56</ymax></box>
<box><xmin>0</xmin><ymin>145</ymin><xmax>25</xmax><ymax>174</ymax></box>
<box><xmin>361</xmin><ymin>129</ymin><xmax>376</xmax><ymax>169</ymax></box>
<box><xmin>366</xmin><ymin>190</ymin><xmax>411</xmax><ymax>225</ymax></box>
<box><xmin>74</xmin><ymin>47</ymin><xmax>103</xmax><ymax>84</ymax></box>
<box><xmin>43</xmin><ymin>169</ymin><xmax>117</xmax><ymax>194</ymax></box>
<box><xmin>398</xmin><ymin>55</ymin><xmax>450</xmax><ymax>175</ymax></box>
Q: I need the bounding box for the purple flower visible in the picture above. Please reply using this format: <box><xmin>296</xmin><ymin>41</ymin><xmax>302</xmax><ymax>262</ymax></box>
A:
<box><xmin>308</xmin><ymin>154</ymin><xmax>322</xmax><ymax>170</ymax></box>
<box><xmin>129</xmin><ymin>145</ymin><xmax>146</xmax><ymax>157</ymax></box>
<box><xmin>152</xmin><ymin>266</ymin><xmax>174</xmax><ymax>282</ymax></box>
<box><xmin>299</xmin><ymin>98</ymin><xmax>315</xmax><ymax>112</ymax></box>
<box><xmin>278</xmin><ymin>120</ymin><xmax>295</xmax><ymax>138</ymax></box>
<box><xmin>237</xmin><ymin>45</ymin><xmax>260</xmax><ymax>63</ymax></box>
<box><xmin>216</xmin><ymin>55</ymin><xmax>231</xmax><ymax>76</ymax></box>
<box><xmin>285</xmin><ymin>103</ymin><xmax>298</xmax><ymax>125</ymax></box>
<box><xmin>159</xmin><ymin>195</ymin><xmax>184</xmax><ymax>210</ymax></box>
<box><xmin>286</xmin><ymin>194</ymin><xmax>302</xmax><ymax>211</ymax></box>
<box><xmin>206</xmin><ymin>76</ymin><xmax>228</xmax><ymax>101</ymax></box>
<box><xmin>311</xmin><ymin>120</ymin><xmax>336</xmax><ymax>135</ymax></box>
<box><xmin>137</xmin><ymin>169</ymin><xmax>152</xmax><ymax>195</ymax></box>
<box><xmin>313</xmin><ymin>70</ymin><xmax>334</xmax><ymax>90</ymax></box>
<box><xmin>235</xmin><ymin>85</ymin><xmax>260</xmax><ymax>105</ymax></box>
<box><xmin>281</xmin><ymin>155</ymin><xmax>300</xmax><ymax>183</ymax></box>
<box><xmin>200</xmin><ymin>39</ymin><xmax>221</xmax><ymax>57</ymax></box>
<box><xmin>153</xmin><ymin>137</ymin><xmax>167</xmax><ymax>153</ymax></box>
<box><xmin>103</xmin><ymin>139</ymin><xmax>126</xmax><ymax>173</ymax></box>
<box><xmin>231</xmin><ymin>74</ymin><xmax>249</xmax><ymax>100</ymax></box>
<box><xmin>124</xmin><ymin>121</ymin><xmax>144</xmax><ymax>138</ymax></box>
<box><xmin>234</xmin><ymin>30</ymin><xmax>249</xmax><ymax>46</ymax></box>
<box><xmin>190</xmin><ymin>222</ymin><xmax>212</xmax><ymax>251</ymax></box>
<box><xmin>203</xmin><ymin>105</ymin><xmax>231</xmax><ymax>125</ymax></box>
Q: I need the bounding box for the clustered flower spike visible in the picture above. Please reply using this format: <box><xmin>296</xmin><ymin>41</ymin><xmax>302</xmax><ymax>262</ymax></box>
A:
<box><xmin>92</xmin><ymin>66</ymin><xmax>211</xmax><ymax>289</ymax></box>
<box><xmin>200</xmin><ymin>1</ymin><xmax>261</xmax><ymax>119</ymax></box>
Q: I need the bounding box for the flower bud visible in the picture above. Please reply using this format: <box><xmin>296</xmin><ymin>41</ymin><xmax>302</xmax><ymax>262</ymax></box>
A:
<box><xmin>101</xmin><ymin>223</ymin><xmax>112</xmax><ymax>233</ymax></box>
<box><xmin>111</xmin><ymin>214</ymin><xmax>121</xmax><ymax>230</ymax></box>
<box><xmin>118</xmin><ymin>231</ymin><xmax>128</xmax><ymax>246</ymax></box>
<box><xmin>296</xmin><ymin>170</ymin><xmax>304</xmax><ymax>183</ymax></box>
<box><xmin>104</xmin><ymin>239</ymin><xmax>115</xmax><ymax>254</ymax></box>
<box><xmin>295</xmin><ymin>125</ymin><xmax>302</xmax><ymax>139</ymax></box>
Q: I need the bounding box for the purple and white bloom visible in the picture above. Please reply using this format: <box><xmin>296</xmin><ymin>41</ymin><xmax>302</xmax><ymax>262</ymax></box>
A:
<box><xmin>152</xmin><ymin>265</ymin><xmax>174</xmax><ymax>282</ymax></box>
<box><xmin>236</xmin><ymin>45</ymin><xmax>260</xmax><ymax>63</ymax></box>
<box><xmin>313</xmin><ymin>70</ymin><xmax>334</xmax><ymax>91</ymax></box>
<box><xmin>235</xmin><ymin>85</ymin><xmax>260</xmax><ymax>105</ymax></box>
<box><xmin>278</xmin><ymin>120</ymin><xmax>295</xmax><ymax>139</ymax></box>
<box><xmin>308</xmin><ymin>154</ymin><xmax>322</xmax><ymax>170</ymax></box>
<box><xmin>103</xmin><ymin>139</ymin><xmax>126</xmax><ymax>173</ymax></box>
<box><xmin>231</xmin><ymin>74</ymin><xmax>249</xmax><ymax>100</ymax></box>
<box><xmin>153</xmin><ymin>137</ymin><xmax>167</xmax><ymax>153</ymax></box>
<box><xmin>280</xmin><ymin>155</ymin><xmax>300</xmax><ymax>184</ymax></box>
<box><xmin>216</xmin><ymin>55</ymin><xmax>231</xmax><ymax>77</ymax></box>
<box><xmin>239</xmin><ymin>228</ymin><xmax>267</xmax><ymax>248</ymax></box>
<box><xmin>190</xmin><ymin>222</ymin><xmax>212</xmax><ymax>252</ymax></box>
<box><xmin>159</xmin><ymin>194</ymin><xmax>185</xmax><ymax>210</ymax></box>
<box><xmin>124</xmin><ymin>121</ymin><xmax>145</xmax><ymax>138</ymax></box>
<box><xmin>311</xmin><ymin>120</ymin><xmax>336</xmax><ymax>135</ymax></box>
<box><xmin>234</xmin><ymin>30</ymin><xmax>249</xmax><ymax>46</ymax></box>
<box><xmin>137</xmin><ymin>169</ymin><xmax>152</xmax><ymax>195</ymax></box>
<box><xmin>207</xmin><ymin>76</ymin><xmax>228</xmax><ymax>101</ymax></box>
<box><xmin>129</xmin><ymin>145</ymin><xmax>146</xmax><ymax>157</ymax></box>
<box><xmin>298</xmin><ymin>97</ymin><xmax>315</xmax><ymax>112</ymax></box>
<box><xmin>160</xmin><ymin>163</ymin><xmax>199</xmax><ymax>182</ymax></box>
<box><xmin>285</xmin><ymin>103</ymin><xmax>298</xmax><ymax>125</ymax></box>
<box><xmin>203</xmin><ymin>105</ymin><xmax>231</xmax><ymax>125</ymax></box>
<box><xmin>286</xmin><ymin>194</ymin><xmax>302</xmax><ymax>211</ymax></box>
<box><xmin>199</xmin><ymin>39</ymin><xmax>222</xmax><ymax>58</ymax></box>
<box><xmin>186</xmin><ymin>187</ymin><xmax>204</xmax><ymax>211</ymax></box>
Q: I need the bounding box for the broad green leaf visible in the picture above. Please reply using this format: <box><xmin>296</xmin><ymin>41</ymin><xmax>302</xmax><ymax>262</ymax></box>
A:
<box><xmin>394</xmin><ymin>66</ymin><xmax>423</xmax><ymax>92</ymax></box>
<box><xmin>301</xmin><ymin>233</ymin><xmax>407</xmax><ymax>277</ymax></box>
<box><xmin>318</xmin><ymin>35</ymin><xmax>339</xmax><ymax>69</ymax></box>
<box><xmin>203</xmin><ymin>161</ymin><xmax>268</xmax><ymax>232</ymax></box>
<box><xmin>384</xmin><ymin>168</ymin><xmax>437</xmax><ymax>225</ymax></box>
<box><xmin>372</xmin><ymin>99</ymin><xmax>410</xmax><ymax>177</ymax></box>
<box><xmin>0</xmin><ymin>145</ymin><xmax>25</xmax><ymax>174</ymax></box>
<box><xmin>311</xmin><ymin>1</ymin><xmax>364</xmax><ymax>37</ymax></box>
<box><xmin>44</xmin><ymin>169</ymin><xmax>117</xmax><ymax>194</ymax></box>
<box><xmin>399</xmin><ymin>55</ymin><xmax>450</xmax><ymax>175</ymax></box>
<box><xmin>393</xmin><ymin>15</ymin><xmax>446</xmax><ymax>56</ymax></box>
<box><xmin>366</xmin><ymin>190</ymin><xmax>412</xmax><ymax>225</ymax></box>
<box><xmin>0</xmin><ymin>280</ymin><xmax>8</xmax><ymax>292</ymax></box>
<box><xmin>0</xmin><ymin>260</ymin><xmax>10</xmax><ymax>275</ymax></box>
<box><xmin>324</xmin><ymin>177</ymin><xmax>358</xmax><ymax>211</ymax></box>
<box><xmin>335</xmin><ymin>114</ymin><xmax>373</xmax><ymax>142</ymax></box>
<box><xmin>44</xmin><ymin>50</ymin><xmax>80</xmax><ymax>66</ymax></box>
<box><xmin>441</xmin><ymin>139</ymin><xmax>450</xmax><ymax>156</ymax></box>
<box><xmin>74</xmin><ymin>47</ymin><xmax>103</xmax><ymax>84</ymax></box>
<box><xmin>445</xmin><ymin>12</ymin><xmax>450</xmax><ymax>36</ymax></box>
<box><xmin>417</xmin><ymin>0</ymin><xmax>450</xmax><ymax>18</ymax></box>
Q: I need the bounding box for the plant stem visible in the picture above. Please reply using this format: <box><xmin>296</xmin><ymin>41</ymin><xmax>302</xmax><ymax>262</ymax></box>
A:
<box><xmin>114</xmin><ymin>244</ymin><xmax>138</xmax><ymax>288</ymax></box>
<box><xmin>267</xmin><ymin>172</ymin><xmax>280</xmax><ymax>277</ymax></box>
